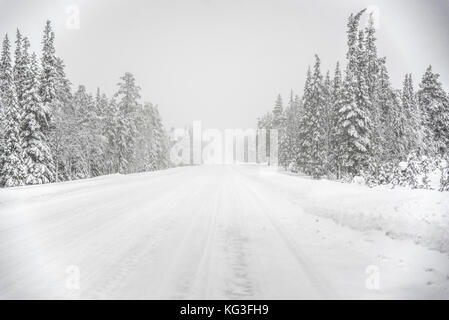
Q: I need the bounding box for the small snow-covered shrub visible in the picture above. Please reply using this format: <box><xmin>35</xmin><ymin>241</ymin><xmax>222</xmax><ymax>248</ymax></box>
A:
<box><xmin>363</xmin><ymin>160</ymin><xmax>397</xmax><ymax>187</ymax></box>
<box><xmin>439</xmin><ymin>159</ymin><xmax>449</xmax><ymax>192</ymax></box>
<box><xmin>353</xmin><ymin>175</ymin><xmax>365</xmax><ymax>186</ymax></box>
<box><xmin>400</xmin><ymin>153</ymin><xmax>420</xmax><ymax>189</ymax></box>
<box><xmin>419</xmin><ymin>155</ymin><xmax>431</xmax><ymax>189</ymax></box>
<box><xmin>287</xmin><ymin>161</ymin><xmax>299</xmax><ymax>173</ymax></box>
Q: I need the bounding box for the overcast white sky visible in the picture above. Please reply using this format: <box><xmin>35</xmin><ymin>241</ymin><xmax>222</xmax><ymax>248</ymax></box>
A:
<box><xmin>1</xmin><ymin>0</ymin><xmax>448</xmax><ymax>129</ymax></box>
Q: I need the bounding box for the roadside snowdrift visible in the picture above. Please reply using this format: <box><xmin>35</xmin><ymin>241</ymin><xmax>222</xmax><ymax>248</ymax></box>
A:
<box><xmin>251</xmin><ymin>166</ymin><xmax>449</xmax><ymax>254</ymax></box>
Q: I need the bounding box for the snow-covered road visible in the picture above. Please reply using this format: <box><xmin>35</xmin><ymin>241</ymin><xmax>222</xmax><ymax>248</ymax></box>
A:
<box><xmin>0</xmin><ymin>165</ymin><xmax>448</xmax><ymax>299</ymax></box>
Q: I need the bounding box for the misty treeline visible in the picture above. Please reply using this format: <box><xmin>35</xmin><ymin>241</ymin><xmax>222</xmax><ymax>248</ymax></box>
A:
<box><xmin>258</xmin><ymin>10</ymin><xmax>449</xmax><ymax>191</ymax></box>
<box><xmin>0</xmin><ymin>21</ymin><xmax>170</xmax><ymax>188</ymax></box>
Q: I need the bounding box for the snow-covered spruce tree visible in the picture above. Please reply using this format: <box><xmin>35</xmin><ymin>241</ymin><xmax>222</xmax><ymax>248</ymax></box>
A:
<box><xmin>68</xmin><ymin>85</ymin><xmax>104</xmax><ymax>179</ymax></box>
<box><xmin>271</xmin><ymin>94</ymin><xmax>290</xmax><ymax>168</ymax></box>
<box><xmin>376</xmin><ymin>58</ymin><xmax>405</xmax><ymax>161</ymax></box>
<box><xmin>363</xmin><ymin>13</ymin><xmax>385</xmax><ymax>165</ymax></box>
<box><xmin>298</xmin><ymin>55</ymin><xmax>326</xmax><ymax>178</ymax></box>
<box><xmin>337</xmin><ymin>18</ymin><xmax>373</xmax><ymax>177</ymax></box>
<box><xmin>49</xmin><ymin>56</ymin><xmax>72</xmax><ymax>181</ymax></box>
<box><xmin>329</xmin><ymin>62</ymin><xmax>343</xmax><ymax>178</ymax></box>
<box><xmin>417</xmin><ymin>66</ymin><xmax>449</xmax><ymax>156</ymax></box>
<box><xmin>21</xmin><ymin>52</ymin><xmax>55</xmax><ymax>184</ymax></box>
<box><xmin>322</xmin><ymin>70</ymin><xmax>334</xmax><ymax>177</ymax></box>
<box><xmin>0</xmin><ymin>37</ymin><xmax>6</xmax><ymax>169</ymax></box>
<box><xmin>401</xmin><ymin>73</ymin><xmax>424</xmax><ymax>155</ymax></box>
<box><xmin>355</xmin><ymin>30</ymin><xmax>373</xmax><ymax>154</ymax></box>
<box><xmin>149</xmin><ymin>105</ymin><xmax>169</xmax><ymax>170</ymax></box>
<box><xmin>272</xmin><ymin>94</ymin><xmax>284</xmax><ymax>128</ymax></box>
<box><xmin>132</xmin><ymin>102</ymin><xmax>153</xmax><ymax>172</ymax></box>
<box><xmin>294</xmin><ymin>67</ymin><xmax>311</xmax><ymax>170</ymax></box>
<box><xmin>95</xmin><ymin>87</ymin><xmax>109</xmax><ymax>119</ymax></box>
<box><xmin>13</xmin><ymin>29</ymin><xmax>27</xmax><ymax>105</ymax></box>
<box><xmin>39</xmin><ymin>20</ymin><xmax>58</xmax><ymax>134</ymax></box>
<box><xmin>337</xmin><ymin>69</ymin><xmax>372</xmax><ymax>177</ymax></box>
<box><xmin>103</xmin><ymin>98</ymin><xmax>119</xmax><ymax>174</ymax></box>
<box><xmin>336</xmin><ymin>10</ymin><xmax>373</xmax><ymax>177</ymax></box>
<box><xmin>280</xmin><ymin>91</ymin><xmax>301</xmax><ymax>170</ymax></box>
<box><xmin>364</xmin><ymin>13</ymin><xmax>380</xmax><ymax>100</ymax></box>
<box><xmin>114</xmin><ymin>72</ymin><xmax>141</xmax><ymax>174</ymax></box>
<box><xmin>257</xmin><ymin>109</ymin><xmax>274</xmax><ymax>163</ymax></box>
<box><xmin>0</xmin><ymin>34</ymin><xmax>27</xmax><ymax>187</ymax></box>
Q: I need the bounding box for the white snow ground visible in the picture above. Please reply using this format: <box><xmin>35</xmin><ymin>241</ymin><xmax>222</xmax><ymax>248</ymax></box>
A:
<box><xmin>0</xmin><ymin>165</ymin><xmax>448</xmax><ymax>299</ymax></box>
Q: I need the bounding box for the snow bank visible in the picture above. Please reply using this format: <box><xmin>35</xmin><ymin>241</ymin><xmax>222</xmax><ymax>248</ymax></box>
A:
<box><xmin>254</xmin><ymin>166</ymin><xmax>449</xmax><ymax>254</ymax></box>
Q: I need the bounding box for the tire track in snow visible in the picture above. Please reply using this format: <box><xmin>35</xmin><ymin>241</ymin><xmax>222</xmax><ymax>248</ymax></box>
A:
<box><xmin>220</xmin><ymin>171</ymin><xmax>256</xmax><ymax>299</ymax></box>
<box><xmin>233</xmin><ymin>167</ymin><xmax>335</xmax><ymax>298</ymax></box>
<box><xmin>84</xmin><ymin>174</ymin><xmax>209</xmax><ymax>299</ymax></box>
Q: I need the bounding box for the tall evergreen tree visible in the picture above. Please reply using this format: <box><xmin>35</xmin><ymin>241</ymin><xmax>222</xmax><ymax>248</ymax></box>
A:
<box><xmin>50</xmin><ymin>56</ymin><xmax>72</xmax><ymax>181</ymax></box>
<box><xmin>417</xmin><ymin>66</ymin><xmax>449</xmax><ymax>155</ymax></box>
<box><xmin>298</xmin><ymin>55</ymin><xmax>326</xmax><ymax>177</ymax></box>
<box><xmin>39</xmin><ymin>20</ymin><xmax>58</xmax><ymax>133</ymax></box>
<box><xmin>337</xmin><ymin>13</ymin><xmax>372</xmax><ymax>176</ymax></box>
<box><xmin>375</xmin><ymin>58</ymin><xmax>405</xmax><ymax>161</ymax></box>
<box><xmin>330</xmin><ymin>62</ymin><xmax>343</xmax><ymax>176</ymax></box>
<box><xmin>21</xmin><ymin>52</ymin><xmax>55</xmax><ymax>184</ymax></box>
<box><xmin>0</xmin><ymin>34</ymin><xmax>27</xmax><ymax>187</ymax></box>
<box><xmin>280</xmin><ymin>90</ymin><xmax>300</xmax><ymax>169</ymax></box>
<box><xmin>114</xmin><ymin>72</ymin><xmax>141</xmax><ymax>173</ymax></box>
<box><xmin>322</xmin><ymin>70</ymin><xmax>333</xmax><ymax>175</ymax></box>
<box><xmin>149</xmin><ymin>105</ymin><xmax>169</xmax><ymax>170</ymax></box>
<box><xmin>364</xmin><ymin>13</ymin><xmax>380</xmax><ymax>99</ymax></box>
<box><xmin>13</xmin><ymin>29</ymin><xmax>25</xmax><ymax>101</ymax></box>
<box><xmin>272</xmin><ymin>94</ymin><xmax>284</xmax><ymax>128</ymax></box>
<box><xmin>401</xmin><ymin>73</ymin><xmax>424</xmax><ymax>155</ymax></box>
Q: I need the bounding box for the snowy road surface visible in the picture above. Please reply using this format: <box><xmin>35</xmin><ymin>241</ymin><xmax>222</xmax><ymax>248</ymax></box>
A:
<box><xmin>0</xmin><ymin>165</ymin><xmax>448</xmax><ymax>299</ymax></box>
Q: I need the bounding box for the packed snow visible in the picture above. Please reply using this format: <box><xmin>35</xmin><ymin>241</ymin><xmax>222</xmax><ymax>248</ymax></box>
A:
<box><xmin>0</xmin><ymin>165</ymin><xmax>448</xmax><ymax>299</ymax></box>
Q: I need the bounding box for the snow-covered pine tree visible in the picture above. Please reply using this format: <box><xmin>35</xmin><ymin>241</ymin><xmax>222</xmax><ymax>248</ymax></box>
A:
<box><xmin>322</xmin><ymin>70</ymin><xmax>333</xmax><ymax>177</ymax></box>
<box><xmin>39</xmin><ymin>20</ymin><xmax>58</xmax><ymax>134</ymax></box>
<box><xmin>294</xmin><ymin>67</ymin><xmax>311</xmax><ymax>170</ymax></box>
<box><xmin>376</xmin><ymin>58</ymin><xmax>405</xmax><ymax>161</ymax></box>
<box><xmin>417</xmin><ymin>66</ymin><xmax>449</xmax><ymax>156</ymax></box>
<box><xmin>330</xmin><ymin>62</ymin><xmax>343</xmax><ymax>178</ymax></box>
<box><xmin>21</xmin><ymin>52</ymin><xmax>55</xmax><ymax>184</ymax></box>
<box><xmin>14</xmin><ymin>34</ymin><xmax>32</xmax><ymax>114</ymax></box>
<box><xmin>298</xmin><ymin>55</ymin><xmax>326</xmax><ymax>178</ymax></box>
<box><xmin>257</xmin><ymin>109</ymin><xmax>273</xmax><ymax>163</ymax></box>
<box><xmin>69</xmin><ymin>85</ymin><xmax>104</xmax><ymax>178</ymax></box>
<box><xmin>114</xmin><ymin>72</ymin><xmax>141</xmax><ymax>173</ymax></box>
<box><xmin>364</xmin><ymin>13</ymin><xmax>380</xmax><ymax>101</ymax></box>
<box><xmin>132</xmin><ymin>102</ymin><xmax>152</xmax><ymax>172</ymax></box>
<box><xmin>95</xmin><ymin>87</ymin><xmax>109</xmax><ymax>118</ymax></box>
<box><xmin>346</xmin><ymin>9</ymin><xmax>366</xmax><ymax>73</ymax></box>
<box><xmin>0</xmin><ymin>34</ymin><xmax>27</xmax><ymax>187</ymax></box>
<box><xmin>0</xmin><ymin>36</ymin><xmax>6</xmax><ymax>167</ymax></box>
<box><xmin>401</xmin><ymin>73</ymin><xmax>424</xmax><ymax>155</ymax></box>
<box><xmin>279</xmin><ymin>90</ymin><xmax>301</xmax><ymax>170</ymax></box>
<box><xmin>337</xmin><ymin>13</ymin><xmax>372</xmax><ymax>177</ymax></box>
<box><xmin>337</xmin><ymin>68</ymin><xmax>371</xmax><ymax>176</ymax></box>
<box><xmin>13</xmin><ymin>29</ymin><xmax>26</xmax><ymax>103</ymax></box>
<box><xmin>271</xmin><ymin>94</ymin><xmax>290</xmax><ymax>168</ymax></box>
<box><xmin>355</xmin><ymin>30</ymin><xmax>373</xmax><ymax>155</ymax></box>
<box><xmin>49</xmin><ymin>56</ymin><xmax>72</xmax><ymax>181</ymax></box>
<box><xmin>104</xmin><ymin>98</ymin><xmax>119</xmax><ymax>174</ymax></box>
<box><xmin>363</xmin><ymin>13</ymin><xmax>385</xmax><ymax>164</ymax></box>
<box><xmin>272</xmin><ymin>94</ymin><xmax>284</xmax><ymax>128</ymax></box>
<box><xmin>149</xmin><ymin>104</ymin><xmax>169</xmax><ymax>170</ymax></box>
